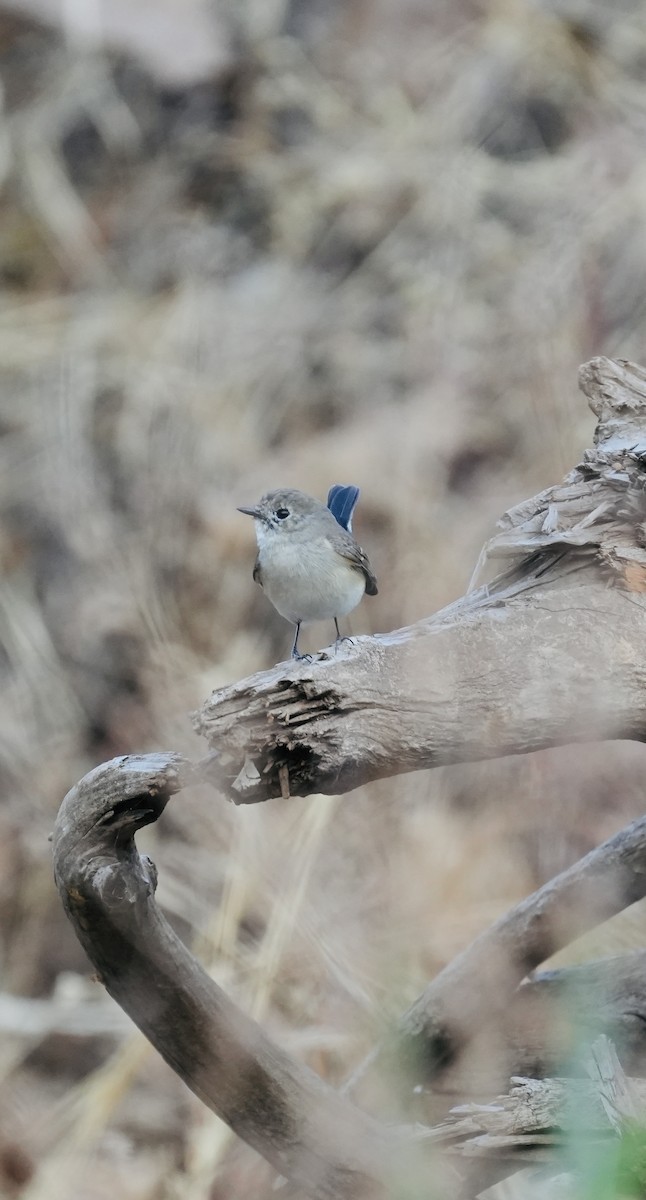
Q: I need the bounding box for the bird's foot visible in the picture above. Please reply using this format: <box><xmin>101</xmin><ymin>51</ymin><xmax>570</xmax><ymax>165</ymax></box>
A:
<box><xmin>334</xmin><ymin>635</ymin><xmax>355</xmax><ymax>653</ymax></box>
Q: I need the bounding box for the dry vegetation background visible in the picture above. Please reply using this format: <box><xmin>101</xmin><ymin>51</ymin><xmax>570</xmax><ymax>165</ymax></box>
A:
<box><xmin>2</xmin><ymin>0</ymin><xmax>646</xmax><ymax>1196</ymax></box>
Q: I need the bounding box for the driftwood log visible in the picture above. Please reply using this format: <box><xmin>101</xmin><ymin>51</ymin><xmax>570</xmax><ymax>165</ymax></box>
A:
<box><xmin>53</xmin><ymin>357</ymin><xmax>646</xmax><ymax>1197</ymax></box>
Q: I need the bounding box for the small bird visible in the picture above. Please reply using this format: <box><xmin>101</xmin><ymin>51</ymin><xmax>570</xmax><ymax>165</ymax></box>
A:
<box><xmin>238</xmin><ymin>486</ymin><xmax>377</xmax><ymax>659</ymax></box>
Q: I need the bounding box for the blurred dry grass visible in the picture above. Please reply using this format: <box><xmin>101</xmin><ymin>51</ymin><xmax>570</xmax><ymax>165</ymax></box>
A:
<box><xmin>2</xmin><ymin>0</ymin><xmax>646</xmax><ymax>1195</ymax></box>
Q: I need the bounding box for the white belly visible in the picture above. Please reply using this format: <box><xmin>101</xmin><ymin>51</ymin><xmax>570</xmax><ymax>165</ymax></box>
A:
<box><xmin>259</xmin><ymin>537</ymin><xmax>366</xmax><ymax>624</ymax></box>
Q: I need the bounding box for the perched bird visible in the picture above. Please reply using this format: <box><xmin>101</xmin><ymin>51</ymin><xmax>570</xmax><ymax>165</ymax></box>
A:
<box><xmin>238</xmin><ymin>486</ymin><xmax>377</xmax><ymax>659</ymax></box>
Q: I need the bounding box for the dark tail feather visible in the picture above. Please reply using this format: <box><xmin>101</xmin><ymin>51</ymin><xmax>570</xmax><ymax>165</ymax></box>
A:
<box><xmin>327</xmin><ymin>484</ymin><xmax>360</xmax><ymax>532</ymax></box>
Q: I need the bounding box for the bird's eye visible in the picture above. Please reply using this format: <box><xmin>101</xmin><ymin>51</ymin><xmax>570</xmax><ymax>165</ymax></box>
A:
<box><xmin>275</xmin><ymin>508</ymin><xmax>290</xmax><ymax>519</ymax></box>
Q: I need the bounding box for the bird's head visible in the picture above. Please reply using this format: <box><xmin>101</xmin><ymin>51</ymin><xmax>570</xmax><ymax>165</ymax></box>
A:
<box><xmin>237</xmin><ymin>489</ymin><xmax>322</xmax><ymax>537</ymax></box>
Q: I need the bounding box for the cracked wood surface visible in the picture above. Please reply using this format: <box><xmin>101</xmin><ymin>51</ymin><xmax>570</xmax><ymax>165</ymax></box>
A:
<box><xmin>196</xmin><ymin>585</ymin><xmax>646</xmax><ymax>803</ymax></box>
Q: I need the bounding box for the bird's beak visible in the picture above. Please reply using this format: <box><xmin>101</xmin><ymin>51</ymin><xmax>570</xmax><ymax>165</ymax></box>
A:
<box><xmin>237</xmin><ymin>505</ymin><xmax>261</xmax><ymax>518</ymax></box>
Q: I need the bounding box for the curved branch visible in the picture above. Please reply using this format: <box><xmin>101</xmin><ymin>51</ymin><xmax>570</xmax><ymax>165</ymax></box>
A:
<box><xmin>51</xmin><ymin>356</ymin><xmax>646</xmax><ymax>1197</ymax></box>
<box><xmin>348</xmin><ymin>815</ymin><xmax>646</xmax><ymax>1100</ymax></box>
<box><xmin>52</xmin><ymin>753</ymin><xmax>399</xmax><ymax>1200</ymax></box>
<box><xmin>508</xmin><ymin>951</ymin><xmax>646</xmax><ymax>1078</ymax></box>
<box><xmin>52</xmin><ymin>762</ymin><xmax>646</xmax><ymax>1196</ymax></box>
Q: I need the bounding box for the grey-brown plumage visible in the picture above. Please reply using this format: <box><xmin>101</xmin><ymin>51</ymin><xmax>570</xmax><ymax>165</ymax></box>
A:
<box><xmin>238</xmin><ymin>487</ymin><xmax>377</xmax><ymax>658</ymax></box>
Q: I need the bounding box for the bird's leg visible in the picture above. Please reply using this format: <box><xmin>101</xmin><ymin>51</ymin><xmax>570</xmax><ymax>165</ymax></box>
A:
<box><xmin>290</xmin><ymin>623</ymin><xmax>313</xmax><ymax>661</ymax></box>
<box><xmin>291</xmin><ymin>622</ymin><xmax>305</xmax><ymax>659</ymax></box>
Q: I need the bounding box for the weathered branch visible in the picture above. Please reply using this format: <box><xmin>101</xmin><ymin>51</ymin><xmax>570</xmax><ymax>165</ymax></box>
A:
<box><xmin>53</xmin><ymin>358</ymin><xmax>646</xmax><ymax>1197</ymax></box>
<box><xmin>196</xmin><ymin>358</ymin><xmax>646</xmax><ymax>804</ymax></box>
<box><xmin>52</xmin><ymin>753</ymin><xmax>405</xmax><ymax>1200</ymax></box>
<box><xmin>53</xmin><ymin>763</ymin><xmax>646</xmax><ymax>1198</ymax></box>
<box><xmin>349</xmin><ymin>816</ymin><xmax>646</xmax><ymax>1102</ymax></box>
<box><xmin>509</xmin><ymin>951</ymin><xmax>646</xmax><ymax>1078</ymax></box>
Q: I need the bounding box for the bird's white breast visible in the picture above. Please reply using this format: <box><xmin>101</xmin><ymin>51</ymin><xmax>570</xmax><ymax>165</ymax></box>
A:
<box><xmin>256</xmin><ymin>527</ymin><xmax>365</xmax><ymax>624</ymax></box>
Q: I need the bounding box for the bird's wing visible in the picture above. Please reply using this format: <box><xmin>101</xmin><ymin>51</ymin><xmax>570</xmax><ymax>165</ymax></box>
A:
<box><xmin>331</xmin><ymin>532</ymin><xmax>378</xmax><ymax>596</ymax></box>
<box><xmin>252</xmin><ymin>555</ymin><xmax>264</xmax><ymax>586</ymax></box>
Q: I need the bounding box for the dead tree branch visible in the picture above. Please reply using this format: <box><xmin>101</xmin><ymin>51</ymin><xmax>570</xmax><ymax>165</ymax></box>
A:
<box><xmin>405</xmin><ymin>814</ymin><xmax>646</xmax><ymax>1060</ymax></box>
<box><xmin>53</xmin><ymin>357</ymin><xmax>646</xmax><ymax>1196</ymax></box>
<box><xmin>348</xmin><ymin>815</ymin><xmax>646</xmax><ymax>1102</ymax></box>
<box><xmin>508</xmin><ymin>950</ymin><xmax>646</xmax><ymax>1079</ymax></box>
<box><xmin>52</xmin><ymin>753</ymin><xmax>407</xmax><ymax>1200</ymax></box>
<box><xmin>196</xmin><ymin>357</ymin><xmax>646</xmax><ymax>804</ymax></box>
<box><xmin>52</xmin><ymin>765</ymin><xmax>646</xmax><ymax>1195</ymax></box>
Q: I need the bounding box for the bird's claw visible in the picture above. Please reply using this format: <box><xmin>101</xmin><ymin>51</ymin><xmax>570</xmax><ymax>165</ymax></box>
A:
<box><xmin>334</xmin><ymin>635</ymin><xmax>355</xmax><ymax>653</ymax></box>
